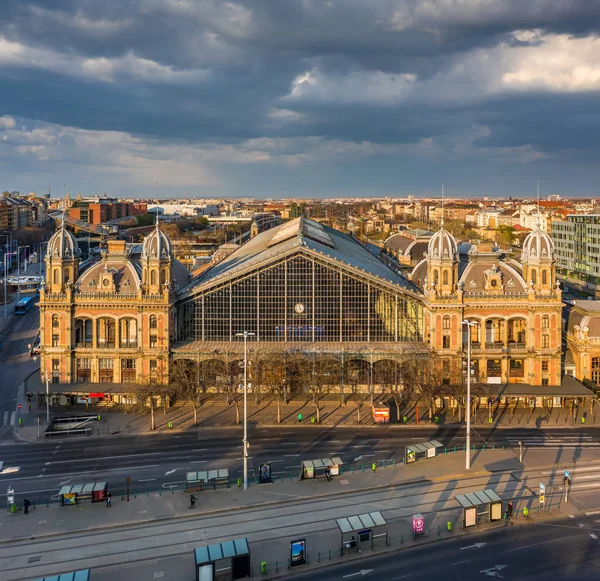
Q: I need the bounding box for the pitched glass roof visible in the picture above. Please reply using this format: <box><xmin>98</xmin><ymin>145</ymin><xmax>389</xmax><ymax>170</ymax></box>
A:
<box><xmin>187</xmin><ymin>216</ymin><xmax>418</xmax><ymax>293</ymax></box>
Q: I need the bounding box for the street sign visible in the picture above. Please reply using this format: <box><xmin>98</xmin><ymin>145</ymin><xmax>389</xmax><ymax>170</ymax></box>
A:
<box><xmin>564</xmin><ymin>470</ymin><xmax>571</xmax><ymax>479</ymax></box>
<box><xmin>539</xmin><ymin>494</ymin><xmax>545</xmax><ymax>505</ymax></box>
<box><xmin>540</xmin><ymin>482</ymin><xmax>545</xmax><ymax>492</ymax></box>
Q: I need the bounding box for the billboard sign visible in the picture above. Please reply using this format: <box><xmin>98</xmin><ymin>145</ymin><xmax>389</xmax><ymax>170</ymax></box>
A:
<box><xmin>259</xmin><ymin>463</ymin><xmax>272</xmax><ymax>484</ymax></box>
<box><xmin>290</xmin><ymin>539</ymin><xmax>306</xmax><ymax>567</ymax></box>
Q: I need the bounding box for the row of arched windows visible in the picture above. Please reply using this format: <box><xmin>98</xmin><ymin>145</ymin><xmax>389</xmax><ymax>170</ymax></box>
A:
<box><xmin>70</xmin><ymin>315</ymin><xmax>158</xmax><ymax>348</ymax></box>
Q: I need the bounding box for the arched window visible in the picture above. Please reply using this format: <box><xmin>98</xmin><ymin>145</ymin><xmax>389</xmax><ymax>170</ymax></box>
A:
<box><xmin>443</xmin><ymin>315</ymin><xmax>451</xmax><ymax>330</ymax></box>
<box><xmin>97</xmin><ymin>318</ymin><xmax>116</xmax><ymax>348</ymax></box>
<box><xmin>542</xmin><ymin>314</ymin><xmax>549</xmax><ymax>329</ymax></box>
<box><xmin>53</xmin><ymin>269</ymin><xmax>59</xmax><ymax>285</ymax></box>
<box><xmin>120</xmin><ymin>318</ymin><xmax>138</xmax><ymax>348</ymax></box>
<box><xmin>151</xmin><ymin>270</ymin><xmax>157</xmax><ymax>286</ymax></box>
<box><xmin>442</xmin><ymin>270</ymin><xmax>449</xmax><ymax>285</ymax></box>
<box><xmin>64</xmin><ymin>272</ymin><xmax>70</xmax><ymax>284</ymax></box>
<box><xmin>433</xmin><ymin>270</ymin><xmax>439</xmax><ymax>285</ymax></box>
<box><xmin>160</xmin><ymin>269</ymin><xmax>166</xmax><ymax>285</ymax></box>
<box><xmin>531</xmin><ymin>270</ymin><xmax>537</xmax><ymax>285</ymax></box>
<box><xmin>52</xmin><ymin>315</ymin><xmax>59</xmax><ymax>328</ymax></box>
<box><xmin>75</xmin><ymin>318</ymin><xmax>93</xmax><ymax>346</ymax></box>
<box><xmin>149</xmin><ymin>315</ymin><xmax>158</xmax><ymax>329</ymax></box>
<box><xmin>542</xmin><ymin>270</ymin><xmax>548</xmax><ymax>285</ymax></box>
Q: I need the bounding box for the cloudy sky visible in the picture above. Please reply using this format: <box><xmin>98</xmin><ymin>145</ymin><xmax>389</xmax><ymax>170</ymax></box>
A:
<box><xmin>1</xmin><ymin>1</ymin><xmax>599</xmax><ymax>199</ymax></box>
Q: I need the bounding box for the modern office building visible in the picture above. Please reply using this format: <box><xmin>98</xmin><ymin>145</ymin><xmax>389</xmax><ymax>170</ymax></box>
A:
<box><xmin>552</xmin><ymin>214</ymin><xmax>600</xmax><ymax>286</ymax></box>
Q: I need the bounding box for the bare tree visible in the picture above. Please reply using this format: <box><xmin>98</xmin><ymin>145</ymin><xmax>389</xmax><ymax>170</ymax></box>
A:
<box><xmin>258</xmin><ymin>353</ymin><xmax>287</xmax><ymax>423</ymax></box>
<box><xmin>216</xmin><ymin>353</ymin><xmax>243</xmax><ymax>425</ymax></box>
<box><xmin>170</xmin><ymin>359</ymin><xmax>201</xmax><ymax>425</ymax></box>
<box><xmin>308</xmin><ymin>355</ymin><xmax>339</xmax><ymax>423</ymax></box>
<box><xmin>403</xmin><ymin>356</ymin><xmax>446</xmax><ymax>422</ymax></box>
<box><xmin>135</xmin><ymin>379</ymin><xmax>164</xmax><ymax>431</ymax></box>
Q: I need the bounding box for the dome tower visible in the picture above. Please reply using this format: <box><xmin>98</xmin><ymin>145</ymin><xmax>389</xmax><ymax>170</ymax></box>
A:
<box><xmin>141</xmin><ymin>219</ymin><xmax>173</xmax><ymax>294</ymax></box>
<box><xmin>45</xmin><ymin>217</ymin><xmax>81</xmax><ymax>293</ymax></box>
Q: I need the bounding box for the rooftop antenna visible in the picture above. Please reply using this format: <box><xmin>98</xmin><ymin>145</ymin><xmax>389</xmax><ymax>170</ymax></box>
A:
<box><xmin>155</xmin><ymin>181</ymin><xmax>160</xmax><ymax>228</ymax></box>
<box><xmin>536</xmin><ymin>180</ymin><xmax>541</xmax><ymax>229</ymax></box>
<box><xmin>441</xmin><ymin>184</ymin><xmax>445</xmax><ymax>229</ymax></box>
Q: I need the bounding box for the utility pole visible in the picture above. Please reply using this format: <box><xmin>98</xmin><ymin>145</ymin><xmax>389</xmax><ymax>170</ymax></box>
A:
<box><xmin>236</xmin><ymin>331</ymin><xmax>255</xmax><ymax>490</ymax></box>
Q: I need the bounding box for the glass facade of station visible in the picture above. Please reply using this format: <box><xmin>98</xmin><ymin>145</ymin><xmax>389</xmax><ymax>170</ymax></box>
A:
<box><xmin>177</xmin><ymin>254</ymin><xmax>423</xmax><ymax>343</ymax></box>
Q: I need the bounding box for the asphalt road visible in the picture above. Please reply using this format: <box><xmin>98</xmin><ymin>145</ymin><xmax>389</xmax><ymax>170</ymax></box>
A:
<box><xmin>0</xmin><ymin>300</ymin><xmax>40</xmax><ymax>442</ymax></box>
<box><xmin>58</xmin><ymin>510</ymin><xmax>600</xmax><ymax>581</ymax></box>
<box><xmin>286</xmin><ymin>514</ymin><xmax>600</xmax><ymax>581</ymax></box>
<box><xmin>1</xmin><ymin>424</ymin><xmax>600</xmax><ymax>504</ymax></box>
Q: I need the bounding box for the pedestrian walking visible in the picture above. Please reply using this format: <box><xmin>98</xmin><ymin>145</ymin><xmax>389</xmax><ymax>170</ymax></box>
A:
<box><xmin>507</xmin><ymin>502</ymin><xmax>513</xmax><ymax>519</ymax></box>
<box><xmin>23</xmin><ymin>498</ymin><xmax>31</xmax><ymax>515</ymax></box>
<box><xmin>105</xmin><ymin>492</ymin><xmax>112</xmax><ymax>508</ymax></box>
<box><xmin>190</xmin><ymin>495</ymin><xmax>196</xmax><ymax>509</ymax></box>
<box><xmin>325</xmin><ymin>467</ymin><xmax>332</xmax><ymax>482</ymax></box>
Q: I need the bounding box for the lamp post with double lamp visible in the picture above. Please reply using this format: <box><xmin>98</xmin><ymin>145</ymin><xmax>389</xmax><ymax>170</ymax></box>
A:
<box><xmin>235</xmin><ymin>331</ymin><xmax>255</xmax><ymax>490</ymax></box>
<box><xmin>16</xmin><ymin>245</ymin><xmax>30</xmax><ymax>304</ymax></box>
<box><xmin>0</xmin><ymin>235</ymin><xmax>11</xmax><ymax>320</ymax></box>
<box><xmin>3</xmin><ymin>251</ymin><xmax>17</xmax><ymax>320</ymax></box>
<box><xmin>461</xmin><ymin>320</ymin><xmax>476</xmax><ymax>470</ymax></box>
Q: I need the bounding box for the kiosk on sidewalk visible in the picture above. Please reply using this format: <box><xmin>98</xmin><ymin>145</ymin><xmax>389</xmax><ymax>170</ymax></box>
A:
<box><xmin>372</xmin><ymin>402</ymin><xmax>390</xmax><ymax>423</ymax></box>
<box><xmin>58</xmin><ymin>482</ymin><xmax>107</xmax><ymax>506</ymax></box>
<box><xmin>405</xmin><ymin>440</ymin><xmax>444</xmax><ymax>463</ymax></box>
<box><xmin>32</xmin><ymin>569</ymin><xmax>90</xmax><ymax>581</ymax></box>
<box><xmin>194</xmin><ymin>538</ymin><xmax>250</xmax><ymax>581</ymax></box>
<box><xmin>186</xmin><ymin>469</ymin><xmax>229</xmax><ymax>492</ymax></box>
<box><xmin>454</xmin><ymin>488</ymin><xmax>504</xmax><ymax>527</ymax></box>
<box><xmin>336</xmin><ymin>511</ymin><xmax>388</xmax><ymax>555</ymax></box>
<box><xmin>299</xmin><ymin>457</ymin><xmax>343</xmax><ymax>480</ymax></box>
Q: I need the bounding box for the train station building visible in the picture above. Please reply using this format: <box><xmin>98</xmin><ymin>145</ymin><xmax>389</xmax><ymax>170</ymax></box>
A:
<box><xmin>35</xmin><ymin>215</ymin><xmax>594</xmax><ymax>409</ymax></box>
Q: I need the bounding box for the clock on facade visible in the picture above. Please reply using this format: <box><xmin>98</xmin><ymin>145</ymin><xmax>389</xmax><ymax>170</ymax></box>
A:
<box><xmin>294</xmin><ymin>303</ymin><xmax>305</xmax><ymax>314</ymax></box>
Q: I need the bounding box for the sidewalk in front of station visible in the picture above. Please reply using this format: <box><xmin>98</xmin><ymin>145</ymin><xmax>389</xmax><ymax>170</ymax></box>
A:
<box><xmin>14</xmin><ymin>394</ymin><xmax>598</xmax><ymax>443</ymax></box>
<box><xmin>2</xmin><ymin>447</ymin><xmax>600</xmax><ymax>580</ymax></box>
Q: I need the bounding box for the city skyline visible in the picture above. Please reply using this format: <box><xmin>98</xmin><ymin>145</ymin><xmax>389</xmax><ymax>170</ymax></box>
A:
<box><xmin>1</xmin><ymin>1</ymin><xmax>600</xmax><ymax>198</ymax></box>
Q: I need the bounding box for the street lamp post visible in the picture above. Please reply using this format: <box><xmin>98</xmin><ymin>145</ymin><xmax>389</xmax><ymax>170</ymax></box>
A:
<box><xmin>462</xmin><ymin>320</ymin><xmax>476</xmax><ymax>470</ymax></box>
<box><xmin>235</xmin><ymin>331</ymin><xmax>255</xmax><ymax>490</ymax></box>
<box><xmin>0</xmin><ymin>235</ymin><xmax>11</xmax><ymax>320</ymax></box>
<box><xmin>16</xmin><ymin>245</ymin><xmax>30</xmax><ymax>304</ymax></box>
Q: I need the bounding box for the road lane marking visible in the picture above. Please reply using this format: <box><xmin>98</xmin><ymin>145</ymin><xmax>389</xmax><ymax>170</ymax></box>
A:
<box><xmin>507</xmin><ymin>534</ymin><xmax>582</xmax><ymax>552</ymax></box>
<box><xmin>590</xmin><ymin>534</ymin><xmax>598</xmax><ymax>540</ymax></box>
<box><xmin>586</xmin><ymin>510</ymin><xmax>600</xmax><ymax>515</ymax></box>
<box><xmin>9</xmin><ymin>412</ymin><xmax>15</xmax><ymax>426</ymax></box>
<box><xmin>192</xmin><ymin>449</ymin><xmax>207</xmax><ymax>452</ymax></box>
<box><xmin>578</xmin><ymin>523</ymin><xmax>587</xmax><ymax>528</ymax></box>
<box><xmin>139</xmin><ymin>478</ymin><xmax>156</xmax><ymax>482</ymax></box>
<box><xmin>283</xmin><ymin>454</ymin><xmax>299</xmax><ymax>457</ymax></box>
<box><xmin>190</xmin><ymin>461</ymin><xmax>207</xmax><ymax>464</ymax></box>
<box><xmin>451</xmin><ymin>560</ymin><xmax>471</xmax><ymax>566</ymax></box>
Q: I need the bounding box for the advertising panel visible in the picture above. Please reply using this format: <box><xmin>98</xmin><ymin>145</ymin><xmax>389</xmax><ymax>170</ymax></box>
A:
<box><xmin>406</xmin><ymin>451</ymin><xmax>416</xmax><ymax>463</ymax></box>
<box><xmin>259</xmin><ymin>463</ymin><xmax>272</xmax><ymax>484</ymax></box>
<box><xmin>465</xmin><ymin>507</ymin><xmax>477</xmax><ymax>527</ymax></box>
<box><xmin>290</xmin><ymin>539</ymin><xmax>306</xmax><ymax>567</ymax></box>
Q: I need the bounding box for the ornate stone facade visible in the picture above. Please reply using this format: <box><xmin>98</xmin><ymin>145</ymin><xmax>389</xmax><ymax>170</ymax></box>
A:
<box><xmin>39</xmin><ymin>221</ymin><xmax>190</xmax><ymax>386</ymax></box>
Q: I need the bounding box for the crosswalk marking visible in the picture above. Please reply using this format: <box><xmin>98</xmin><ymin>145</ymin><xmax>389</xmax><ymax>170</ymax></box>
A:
<box><xmin>9</xmin><ymin>412</ymin><xmax>14</xmax><ymax>426</ymax></box>
<box><xmin>2</xmin><ymin>412</ymin><xmax>6</xmax><ymax>426</ymax></box>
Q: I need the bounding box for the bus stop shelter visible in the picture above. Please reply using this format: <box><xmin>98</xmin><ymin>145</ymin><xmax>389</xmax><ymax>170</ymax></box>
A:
<box><xmin>32</xmin><ymin>570</ymin><xmax>90</xmax><ymax>581</ymax></box>
<box><xmin>405</xmin><ymin>441</ymin><xmax>444</xmax><ymax>463</ymax></box>
<box><xmin>186</xmin><ymin>469</ymin><xmax>229</xmax><ymax>492</ymax></box>
<box><xmin>194</xmin><ymin>538</ymin><xmax>250</xmax><ymax>581</ymax></box>
<box><xmin>58</xmin><ymin>482</ymin><xmax>107</xmax><ymax>505</ymax></box>
<box><xmin>336</xmin><ymin>511</ymin><xmax>388</xmax><ymax>555</ymax></box>
<box><xmin>300</xmin><ymin>457</ymin><xmax>343</xmax><ymax>480</ymax></box>
<box><xmin>455</xmin><ymin>489</ymin><xmax>504</xmax><ymax>527</ymax></box>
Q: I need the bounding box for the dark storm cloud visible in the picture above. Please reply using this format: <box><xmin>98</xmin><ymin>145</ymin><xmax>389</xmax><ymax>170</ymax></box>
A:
<box><xmin>0</xmin><ymin>1</ymin><xmax>600</xmax><ymax>196</ymax></box>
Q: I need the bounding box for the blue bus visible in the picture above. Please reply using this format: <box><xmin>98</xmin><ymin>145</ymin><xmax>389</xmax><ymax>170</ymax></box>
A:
<box><xmin>15</xmin><ymin>295</ymin><xmax>36</xmax><ymax>315</ymax></box>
